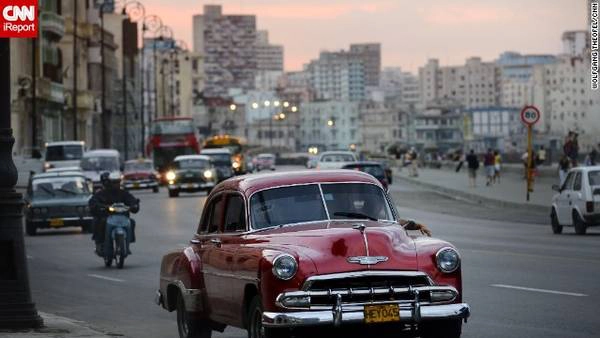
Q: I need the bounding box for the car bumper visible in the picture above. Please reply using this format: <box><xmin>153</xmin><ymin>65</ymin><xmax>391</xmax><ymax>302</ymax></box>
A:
<box><xmin>262</xmin><ymin>303</ymin><xmax>470</xmax><ymax>328</ymax></box>
<box><xmin>28</xmin><ymin>216</ymin><xmax>93</xmax><ymax>228</ymax></box>
<box><xmin>583</xmin><ymin>213</ymin><xmax>600</xmax><ymax>224</ymax></box>
<box><xmin>123</xmin><ymin>181</ymin><xmax>159</xmax><ymax>190</ymax></box>
<box><xmin>168</xmin><ymin>182</ymin><xmax>215</xmax><ymax>192</ymax></box>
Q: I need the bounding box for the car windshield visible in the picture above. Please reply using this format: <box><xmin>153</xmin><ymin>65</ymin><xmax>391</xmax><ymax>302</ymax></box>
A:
<box><xmin>589</xmin><ymin>171</ymin><xmax>600</xmax><ymax>186</ymax></box>
<box><xmin>345</xmin><ymin>165</ymin><xmax>385</xmax><ymax>179</ymax></box>
<box><xmin>32</xmin><ymin>177</ymin><xmax>90</xmax><ymax>199</ymax></box>
<box><xmin>204</xmin><ymin>153</ymin><xmax>231</xmax><ymax>165</ymax></box>
<box><xmin>124</xmin><ymin>162</ymin><xmax>153</xmax><ymax>172</ymax></box>
<box><xmin>258</xmin><ymin>154</ymin><xmax>274</xmax><ymax>160</ymax></box>
<box><xmin>45</xmin><ymin>145</ymin><xmax>83</xmax><ymax>161</ymax></box>
<box><xmin>80</xmin><ymin>156</ymin><xmax>119</xmax><ymax>172</ymax></box>
<box><xmin>175</xmin><ymin>159</ymin><xmax>210</xmax><ymax>170</ymax></box>
<box><xmin>321</xmin><ymin>154</ymin><xmax>355</xmax><ymax>162</ymax></box>
<box><xmin>250</xmin><ymin>183</ymin><xmax>393</xmax><ymax>229</ymax></box>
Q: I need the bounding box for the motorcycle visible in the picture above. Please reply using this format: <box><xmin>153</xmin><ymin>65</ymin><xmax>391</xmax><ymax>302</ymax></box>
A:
<box><xmin>98</xmin><ymin>203</ymin><xmax>133</xmax><ymax>269</ymax></box>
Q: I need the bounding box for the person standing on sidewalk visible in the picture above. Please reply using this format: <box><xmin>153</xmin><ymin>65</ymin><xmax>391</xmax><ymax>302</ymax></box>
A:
<box><xmin>483</xmin><ymin>148</ymin><xmax>495</xmax><ymax>186</ymax></box>
<box><xmin>558</xmin><ymin>154</ymin><xmax>570</xmax><ymax>185</ymax></box>
<box><xmin>493</xmin><ymin>150</ymin><xmax>502</xmax><ymax>184</ymax></box>
<box><xmin>408</xmin><ymin>147</ymin><xmax>419</xmax><ymax>177</ymax></box>
<box><xmin>466</xmin><ymin>149</ymin><xmax>479</xmax><ymax>187</ymax></box>
<box><xmin>537</xmin><ymin>145</ymin><xmax>547</xmax><ymax>166</ymax></box>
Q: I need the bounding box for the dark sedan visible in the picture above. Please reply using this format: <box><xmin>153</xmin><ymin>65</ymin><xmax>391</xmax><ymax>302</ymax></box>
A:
<box><xmin>25</xmin><ymin>171</ymin><xmax>93</xmax><ymax>236</ymax></box>
<box><xmin>165</xmin><ymin>155</ymin><xmax>217</xmax><ymax>198</ymax></box>
<box><xmin>342</xmin><ymin>161</ymin><xmax>390</xmax><ymax>191</ymax></box>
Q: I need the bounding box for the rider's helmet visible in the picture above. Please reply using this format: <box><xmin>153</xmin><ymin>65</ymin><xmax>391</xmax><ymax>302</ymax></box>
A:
<box><xmin>100</xmin><ymin>172</ymin><xmax>121</xmax><ymax>191</ymax></box>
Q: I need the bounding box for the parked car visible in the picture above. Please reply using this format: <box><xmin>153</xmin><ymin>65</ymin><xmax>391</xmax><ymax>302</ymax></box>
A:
<box><xmin>342</xmin><ymin>161</ymin><xmax>390</xmax><ymax>191</ymax></box>
<box><xmin>315</xmin><ymin>151</ymin><xmax>358</xmax><ymax>170</ymax></box>
<box><xmin>155</xmin><ymin>170</ymin><xmax>469</xmax><ymax>338</ymax></box>
<box><xmin>256</xmin><ymin>153</ymin><xmax>276</xmax><ymax>171</ymax></box>
<box><xmin>81</xmin><ymin>149</ymin><xmax>122</xmax><ymax>191</ymax></box>
<box><xmin>165</xmin><ymin>155</ymin><xmax>217</xmax><ymax>198</ymax></box>
<box><xmin>24</xmin><ymin>171</ymin><xmax>93</xmax><ymax>236</ymax></box>
<box><xmin>200</xmin><ymin>148</ymin><xmax>235</xmax><ymax>182</ymax></box>
<box><xmin>368</xmin><ymin>155</ymin><xmax>394</xmax><ymax>184</ymax></box>
<box><xmin>122</xmin><ymin>159</ymin><xmax>160</xmax><ymax>193</ymax></box>
<box><xmin>551</xmin><ymin>166</ymin><xmax>600</xmax><ymax>235</ymax></box>
<box><xmin>43</xmin><ymin>141</ymin><xmax>85</xmax><ymax>172</ymax></box>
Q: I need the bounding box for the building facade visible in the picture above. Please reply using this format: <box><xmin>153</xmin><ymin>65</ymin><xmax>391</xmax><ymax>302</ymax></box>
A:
<box><xmin>349</xmin><ymin>43</ymin><xmax>381</xmax><ymax>87</ymax></box>
<box><xmin>300</xmin><ymin>101</ymin><xmax>360</xmax><ymax>152</ymax></box>
<box><xmin>359</xmin><ymin>101</ymin><xmax>406</xmax><ymax>154</ymax></box>
<box><xmin>306</xmin><ymin>51</ymin><xmax>365</xmax><ymax>101</ymax></box>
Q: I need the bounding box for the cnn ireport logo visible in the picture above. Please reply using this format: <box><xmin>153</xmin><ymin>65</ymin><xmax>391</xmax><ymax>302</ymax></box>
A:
<box><xmin>0</xmin><ymin>1</ymin><xmax>38</xmax><ymax>38</ymax></box>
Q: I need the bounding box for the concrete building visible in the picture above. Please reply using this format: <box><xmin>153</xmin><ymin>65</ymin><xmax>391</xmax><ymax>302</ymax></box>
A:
<box><xmin>562</xmin><ymin>30</ymin><xmax>590</xmax><ymax>57</ymax></box>
<box><xmin>419</xmin><ymin>57</ymin><xmax>500</xmax><ymax>109</ymax></box>
<box><xmin>306</xmin><ymin>51</ymin><xmax>365</xmax><ymax>101</ymax></box>
<box><xmin>193</xmin><ymin>5</ymin><xmax>257</xmax><ymax>99</ymax></box>
<box><xmin>464</xmin><ymin>107</ymin><xmax>523</xmax><ymax>153</ymax></box>
<box><xmin>412</xmin><ymin>106</ymin><xmax>464</xmax><ymax>154</ymax></box>
<box><xmin>276</xmin><ymin>71</ymin><xmax>315</xmax><ymax>104</ymax></box>
<box><xmin>359</xmin><ymin>101</ymin><xmax>407</xmax><ymax>154</ymax></box>
<box><xmin>255</xmin><ymin>30</ymin><xmax>283</xmax><ymax>71</ymax></box>
<box><xmin>300</xmin><ymin>101</ymin><xmax>360</xmax><ymax>151</ymax></box>
<box><xmin>349</xmin><ymin>43</ymin><xmax>381</xmax><ymax>87</ymax></box>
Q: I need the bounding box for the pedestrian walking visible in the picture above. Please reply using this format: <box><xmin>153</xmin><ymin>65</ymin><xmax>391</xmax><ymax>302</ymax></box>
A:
<box><xmin>558</xmin><ymin>155</ymin><xmax>570</xmax><ymax>186</ymax></box>
<box><xmin>409</xmin><ymin>147</ymin><xmax>419</xmax><ymax>177</ymax></box>
<box><xmin>483</xmin><ymin>148</ymin><xmax>495</xmax><ymax>186</ymax></box>
<box><xmin>586</xmin><ymin>144</ymin><xmax>599</xmax><ymax>166</ymax></box>
<box><xmin>537</xmin><ymin>145</ymin><xmax>546</xmax><ymax>166</ymax></box>
<box><xmin>465</xmin><ymin>149</ymin><xmax>479</xmax><ymax>187</ymax></box>
<box><xmin>493</xmin><ymin>150</ymin><xmax>501</xmax><ymax>184</ymax></box>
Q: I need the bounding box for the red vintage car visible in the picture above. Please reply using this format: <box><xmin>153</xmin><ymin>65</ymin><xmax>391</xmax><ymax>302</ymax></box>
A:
<box><xmin>155</xmin><ymin>170</ymin><xmax>470</xmax><ymax>338</ymax></box>
<box><xmin>122</xmin><ymin>159</ymin><xmax>160</xmax><ymax>193</ymax></box>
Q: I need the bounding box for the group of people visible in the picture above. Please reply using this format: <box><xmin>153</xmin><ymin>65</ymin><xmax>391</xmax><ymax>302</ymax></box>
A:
<box><xmin>458</xmin><ymin>149</ymin><xmax>501</xmax><ymax>188</ymax></box>
<box><xmin>558</xmin><ymin>131</ymin><xmax>599</xmax><ymax>185</ymax></box>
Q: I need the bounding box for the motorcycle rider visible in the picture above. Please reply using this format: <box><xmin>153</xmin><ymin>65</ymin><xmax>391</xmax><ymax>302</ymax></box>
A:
<box><xmin>89</xmin><ymin>172</ymin><xmax>139</xmax><ymax>255</ymax></box>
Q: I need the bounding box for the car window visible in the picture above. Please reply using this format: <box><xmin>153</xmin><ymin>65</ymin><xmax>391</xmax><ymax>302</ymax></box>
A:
<box><xmin>321</xmin><ymin>183</ymin><xmax>393</xmax><ymax>221</ymax></box>
<box><xmin>81</xmin><ymin>156</ymin><xmax>119</xmax><ymax>171</ymax></box>
<box><xmin>589</xmin><ymin>171</ymin><xmax>600</xmax><ymax>186</ymax></box>
<box><xmin>175</xmin><ymin>159</ymin><xmax>210</xmax><ymax>170</ymax></box>
<box><xmin>224</xmin><ymin>194</ymin><xmax>246</xmax><ymax>233</ymax></box>
<box><xmin>562</xmin><ymin>172</ymin><xmax>575</xmax><ymax>191</ymax></box>
<box><xmin>250</xmin><ymin>185</ymin><xmax>327</xmax><ymax>229</ymax></box>
<box><xmin>45</xmin><ymin>145</ymin><xmax>83</xmax><ymax>161</ymax></box>
<box><xmin>199</xmin><ymin>195</ymin><xmax>224</xmax><ymax>234</ymax></box>
<box><xmin>573</xmin><ymin>173</ymin><xmax>582</xmax><ymax>191</ymax></box>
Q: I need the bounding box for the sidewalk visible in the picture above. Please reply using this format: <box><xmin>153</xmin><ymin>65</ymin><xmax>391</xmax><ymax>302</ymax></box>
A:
<box><xmin>395</xmin><ymin>166</ymin><xmax>555</xmax><ymax>213</ymax></box>
<box><xmin>0</xmin><ymin>312</ymin><xmax>122</xmax><ymax>338</ymax></box>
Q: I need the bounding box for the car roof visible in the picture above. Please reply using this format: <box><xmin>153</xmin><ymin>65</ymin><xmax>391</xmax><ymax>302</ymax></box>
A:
<box><xmin>200</xmin><ymin>148</ymin><xmax>231</xmax><ymax>154</ymax></box>
<box><xmin>45</xmin><ymin>141</ymin><xmax>85</xmax><ymax>147</ymax></box>
<box><xmin>320</xmin><ymin>151</ymin><xmax>355</xmax><ymax>156</ymax></box>
<box><xmin>174</xmin><ymin>154</ymin><xmax>211</xmax><ymax>161</ymax></box>
<box><xmin>46</xmin><ymin>166</ymin><xmax>82</xmax><ymax>172</ymax></box>
<box><xmin>125</xmin><ymin>159</ymin><xmax>152</xmax><ymax>164</ymax></box>
<box><xmin>33</xmin><ymin>172</ymin><xmax>87</xmax><ymax>180</ymax></box>
<box><xmin>257</xmin><ymin>153</ymin><xmax>275</xmax><ymax>157</ymax></box>
<box><xmin>214</xmin><ymin>169</ymin><xmax>381</xmax><ymax>197</ymax></box>
<box><xmin>571</xmin><ymin>166</ymin><xmax>600</xmax><ymax>172</ymax></box>
<box><xmin>83</xmin><ymin>149</ymin><xmax>120</xmax><ymax>157</ymax></box>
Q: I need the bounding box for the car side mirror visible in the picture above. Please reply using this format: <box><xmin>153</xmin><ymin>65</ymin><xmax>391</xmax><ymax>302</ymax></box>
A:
<box><xmin>552</xmin><ymin>184</ymin><xmax>560</xmax><ymax>192</ymax></box>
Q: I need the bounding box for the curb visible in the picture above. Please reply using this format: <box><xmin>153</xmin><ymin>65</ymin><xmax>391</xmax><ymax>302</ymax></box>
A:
<box><xmin>395</xmin><ymin>173</ymin><xmax>549</xmax><ymax>214</ymax></box>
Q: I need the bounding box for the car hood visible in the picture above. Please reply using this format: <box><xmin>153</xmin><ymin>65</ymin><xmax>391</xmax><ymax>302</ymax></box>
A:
<box><xmin>123</xmin><ymin>171</ymin><xmax>154</xmax><ymax>180</ymax></box>
<box><xmin>250</xmin><ymin>220</ymin><xmax>418</xmax><ymax>275</ymax></box>
<box><xmin>30</xmin><ymin>195</ymin><xmax>90</xmax><ymax>206</ymax></box>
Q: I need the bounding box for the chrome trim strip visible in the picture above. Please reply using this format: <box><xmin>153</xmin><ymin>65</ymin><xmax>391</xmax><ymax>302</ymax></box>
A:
<box><xmin>262</xmin><ymin>303</ymin><xmax>470</xmax><ymax>327</ymax></box>
<box><xmin>31</xmin><ymin>216</ymin><xmax>93</xmax><ymax>222</ymax></box>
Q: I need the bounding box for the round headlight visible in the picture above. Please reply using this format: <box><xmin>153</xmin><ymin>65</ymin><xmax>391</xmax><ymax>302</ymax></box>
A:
<box><xmin>436</xmin><ymin>247</ymin><xmax>460</xmax><ymax>273</ymax></box>
<box><xmin>232</xmin><ymin>161</ymin><xmax>240</xmax><ymax>169</ymax></box>
<box><xmin>165</xmin><ymin>171</ymin><xmax>176</xmax><ymax>181</ymax></box>
<box><xmin>203</xmin><ymin>170</ymin><xmax>213</xmax><ymax>179</ymax></box>
<box><xmin>272</xmin><ymin>254</ymin><xmax>298</xmax><ymax>280</ymax></box>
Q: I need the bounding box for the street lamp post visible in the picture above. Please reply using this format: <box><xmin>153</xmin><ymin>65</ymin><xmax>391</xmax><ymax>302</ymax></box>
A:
<box><xmin>140</xmin><ymin>15</ymin><xmax>162</xmax><ymax>155</ymax></box>
<box><xmin>0</xmin><ymin>38</ymin><xmax>43</xmax><ymax>329</ymax></box>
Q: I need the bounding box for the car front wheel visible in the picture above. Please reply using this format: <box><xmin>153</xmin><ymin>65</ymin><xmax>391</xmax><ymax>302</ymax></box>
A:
<box><xmin>177</xmin><ymin>294</ymin><xmax>211</xmax><ymax>338</ymax></box>
<box><xmin>551</xmin><ymin>209</ymin><xmax>562</xmax><ymax>234</ymax></box>
<box><xmin>420</xmin><ymin>319</ymin><xmax>462</xmax><ymax>338</ymax></box>
<box><xmin>573</xmin><ymin>212</ymin><xmax>587</xmax><ymax>235</ymax></box>
<box><xmin>247</xmin><ymin>296</ymin><xmax>290</xmax><ymax>338</ymax></box>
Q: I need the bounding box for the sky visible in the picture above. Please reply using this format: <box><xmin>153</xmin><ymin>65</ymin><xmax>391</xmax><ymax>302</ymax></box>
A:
<box><xmin>140</xmin><ymin>0</ymin><xmax>587</xmax><ymax>73</ymax></box>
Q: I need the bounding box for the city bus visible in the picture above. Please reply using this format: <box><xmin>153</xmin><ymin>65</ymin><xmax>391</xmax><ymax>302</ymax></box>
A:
<box><xmin>203</xmin><ymin>135</ymin><xmax>247</xmax><ymax>174</ymax></box>
<box><xmin>147</xmin><ymin>117</ymin><xmax>200</xmax><ymax>182</ymax></box>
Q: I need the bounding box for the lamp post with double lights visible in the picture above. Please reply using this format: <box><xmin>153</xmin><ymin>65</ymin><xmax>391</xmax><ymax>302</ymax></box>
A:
<box><xmin>120</xmin><ymin>0</ymin><xmax>145</xmax><ymax>160</ymax></box>
<box><xmin>0</xmin><ymin>39</ymin><xmax>44</xmax><ymax>329</ymax></box>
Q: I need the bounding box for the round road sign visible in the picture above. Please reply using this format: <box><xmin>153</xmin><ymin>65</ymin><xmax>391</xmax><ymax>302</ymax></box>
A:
<box><xmin>520</xmin><ymin>105</ymin><xmax>541</xmax><ymax>126</ymax></box>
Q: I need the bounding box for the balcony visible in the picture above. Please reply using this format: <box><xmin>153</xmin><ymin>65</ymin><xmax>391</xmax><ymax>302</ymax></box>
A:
<box><xmin>40</xmin><ymin>11</ymin><xmax>65</xmax><ymax>38</ymax></box>
<box><xmin>37</xmin><ymin>78</ymin><xmax>64</xmax><ymax>104</ymax></box>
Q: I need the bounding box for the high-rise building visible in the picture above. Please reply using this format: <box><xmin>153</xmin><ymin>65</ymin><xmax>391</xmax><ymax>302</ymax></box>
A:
<box><xmin>193</xmin><ymin>5</ymin><xmax>257</xmax><ymax>98</ymax></box>
<box><xmin>306</xmin><ymin>50</ymin><xmax>365</xmax><ymax>101</ymax></box>
<box><xmin>254</xmin><ymin>30</ymin><xmax>284</xmax><ymax>91</ymax></box>
<box><xmin>562</xmin><ymin>30</ymin><xmax>590</xmax><ymax>57</ymax></box>
<box><xmin>300</xmin><ymin>101</ymin><xmax>360</xmax><ymax>151</ymax></box>
<box><xmin>349</xmin><ymin>43</ymin><xmax>381</xmax><ymax>86</ymax></box>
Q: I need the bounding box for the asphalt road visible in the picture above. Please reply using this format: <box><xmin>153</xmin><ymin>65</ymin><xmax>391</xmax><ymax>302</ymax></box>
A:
<box><xmin>23</xmin><ymin>166</ymin><xmax>600</xmax><ymax>338</ymax></box>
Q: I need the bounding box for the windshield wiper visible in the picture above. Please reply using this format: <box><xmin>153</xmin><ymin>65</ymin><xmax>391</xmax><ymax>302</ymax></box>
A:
<box><xmin>333</xmin><ymin>212</ymin><xmax>377</xmax><ymax>221</ymax></box>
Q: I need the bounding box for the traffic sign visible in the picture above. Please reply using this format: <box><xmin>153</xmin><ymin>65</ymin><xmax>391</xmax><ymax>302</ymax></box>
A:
<box><xmin>520</xmin><ymin>105</ymin><xmax>541</xmax><ymax>126</ymax></box>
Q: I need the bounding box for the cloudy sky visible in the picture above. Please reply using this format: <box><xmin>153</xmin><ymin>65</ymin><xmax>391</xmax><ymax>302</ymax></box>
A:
<box><xmin>140</xmin><ymin>0</ymin><xmax>586</xmax><ymax>73</ymax></box>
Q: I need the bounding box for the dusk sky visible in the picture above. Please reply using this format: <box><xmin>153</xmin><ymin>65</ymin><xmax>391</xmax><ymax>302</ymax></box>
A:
<box><xmin>141</xmin><ymin>0</ymin><xmax>586</xmax><ymax>73</ymax></box>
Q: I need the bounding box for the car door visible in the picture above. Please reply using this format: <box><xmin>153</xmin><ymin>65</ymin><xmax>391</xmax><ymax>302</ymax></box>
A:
<box><xmin>571</xmin><ymin>172</ymin><xmax>584</xmax><ymax>217</ymax></box>
<box><xmin>195</xmin><ymin>193</ymin><xmax>230</xmax><ymax>322</ymax></box>
<box><xmin>557</xmin><ymin>172</ymin><xmax>575</xmax><ymax>225</ymax></box>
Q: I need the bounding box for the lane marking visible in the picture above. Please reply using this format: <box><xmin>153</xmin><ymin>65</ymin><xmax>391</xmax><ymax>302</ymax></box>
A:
<box><xmin>87</xmin><ymin>274</ymin><xmax>125</xmax><ymax>283</ymax></box>
<box><xmin>490</xmin><ymin>284</ymin><xmax>587</xmax><ymax>297</ymax></box>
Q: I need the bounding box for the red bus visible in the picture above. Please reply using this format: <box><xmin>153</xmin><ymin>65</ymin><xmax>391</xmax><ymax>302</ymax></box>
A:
<box><xmin>146</xmin><ymin>117</ymin><xmax>199</xmax><ymax>179</ymax></box>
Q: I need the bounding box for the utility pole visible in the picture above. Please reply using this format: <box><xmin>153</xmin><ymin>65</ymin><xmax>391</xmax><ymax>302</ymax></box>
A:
<box><xmin>72</xmin><ymin>0</ymin><xmax>78</xmax><ymax>140</ymax></box>
<box><xmin>100</xmin><ymin>5</ymin><xmax>108</xmax><ymax>148</ymax></box>
<box><xmin>31</xmin><ymin>38</ymin><xmax>37</xmax><ymax>153</ymax></box>
<box><xmin>0</xmin><ymin>38</ymin><xmax>43</xmax><ymax>330</ymax></box>
<box><xmin>122</xmin><ymin>23</ymin><xmax>129</xmax><ymax>161</ymax></box>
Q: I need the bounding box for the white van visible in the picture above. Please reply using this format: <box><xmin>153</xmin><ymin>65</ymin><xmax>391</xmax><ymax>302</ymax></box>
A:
<box><xmin>43</xmin><ymin>141</ymin><xmax>85</xmax><ymax>172</ymax></box>
<box><xmin>80</xmin><ymin>149</ymin><xmax>122</xmax><ymax>190</ymax></box>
